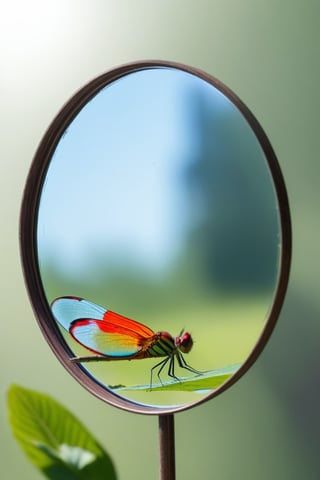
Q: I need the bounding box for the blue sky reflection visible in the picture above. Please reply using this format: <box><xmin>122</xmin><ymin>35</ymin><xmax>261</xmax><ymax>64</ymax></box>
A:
<box><xmin>37</xmin><ymin>68</ymin><xmax>230</xmax><ymax>279</ymax></box>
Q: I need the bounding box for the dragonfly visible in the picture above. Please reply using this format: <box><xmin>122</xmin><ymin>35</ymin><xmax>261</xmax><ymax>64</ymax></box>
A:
<box><xmin>51</xmin><ymin>296</ymin><xmax>201</xmax><ymax>388</ymax></box>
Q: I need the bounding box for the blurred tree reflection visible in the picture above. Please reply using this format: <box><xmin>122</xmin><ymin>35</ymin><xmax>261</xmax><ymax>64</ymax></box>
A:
<box><xmin>181</xmin><ymin>86</ymin><xmax>280</xmax><ymax>292</ymax></box>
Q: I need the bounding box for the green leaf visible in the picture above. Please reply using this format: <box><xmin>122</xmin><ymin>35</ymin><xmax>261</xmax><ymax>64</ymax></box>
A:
<box><xmin>114</xmin><ymin>363</ymin><xmax>241</xmax><ymax>392</ymax></box>
<box><xmin>7</xmin><ymin>384</ymin><xmax>117</xmax><ymax>480</ymax></box>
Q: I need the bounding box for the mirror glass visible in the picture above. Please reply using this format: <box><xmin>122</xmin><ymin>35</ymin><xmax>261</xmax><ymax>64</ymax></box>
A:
<box><xmin>36</xmin><ymin>66</ymin><xmax>281</xmax><ymax>409</ymax></box>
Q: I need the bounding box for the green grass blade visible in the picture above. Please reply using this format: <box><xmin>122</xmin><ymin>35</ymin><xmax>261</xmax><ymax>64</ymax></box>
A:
<box><xmin>114</xmin><ymin>363</ymin><xmax>240</xmax><ymax>392</ymax></box>
<box><xmin>7</xmin><ymin>384</ymin><xmax>117</xmax><ymax>480</ymax></box>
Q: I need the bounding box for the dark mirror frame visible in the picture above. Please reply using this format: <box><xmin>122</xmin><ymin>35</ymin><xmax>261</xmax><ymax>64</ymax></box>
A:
<box><xmin>19</xmin><ymin>60</ymin><xmax>292</xmax><ymax>415</ymax></box>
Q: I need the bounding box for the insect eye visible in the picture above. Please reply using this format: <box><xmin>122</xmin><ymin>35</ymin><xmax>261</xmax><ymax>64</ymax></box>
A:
<box><xmin>179</xmin><ymin>332</ymin><xmax>193</xmax><ymax>353</ymax></box>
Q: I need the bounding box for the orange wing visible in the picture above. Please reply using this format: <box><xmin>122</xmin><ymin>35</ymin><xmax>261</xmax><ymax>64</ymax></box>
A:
<box><xmin>52</xmin><ymin>296</ymin><xmax>155</xmax><ymax>357</ymax></box>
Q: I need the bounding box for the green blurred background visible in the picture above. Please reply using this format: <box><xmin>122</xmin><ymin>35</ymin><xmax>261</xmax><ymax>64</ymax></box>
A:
<box><xmin>1</xmin><ymin>1</ymin><xmax>319</xmax><ymax>478</ymax></box>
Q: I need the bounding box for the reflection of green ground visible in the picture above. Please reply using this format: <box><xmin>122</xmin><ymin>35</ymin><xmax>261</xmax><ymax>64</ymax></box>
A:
<box><xmin>42</xmin><ymin>252</ymin><xmax>272</xmax><ymax>407</ymax></box>
<box><xmin>49</xmin><ymin>270</ymin><xmax>269</xmax><ymax>407</ymax></box>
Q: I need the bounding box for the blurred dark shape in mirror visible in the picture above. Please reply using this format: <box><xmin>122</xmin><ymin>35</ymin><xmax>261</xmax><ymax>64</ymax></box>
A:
<box><xmin>181</xmin><ymin>86</ymin><xmax>279</xmax><ymax>292</ymax></box>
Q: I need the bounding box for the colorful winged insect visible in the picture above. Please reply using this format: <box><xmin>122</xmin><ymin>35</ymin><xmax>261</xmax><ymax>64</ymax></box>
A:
<box><xmin>51</xmin><ymin>296</ymin><xmax>201</xmax><ymax>387</ymax></box>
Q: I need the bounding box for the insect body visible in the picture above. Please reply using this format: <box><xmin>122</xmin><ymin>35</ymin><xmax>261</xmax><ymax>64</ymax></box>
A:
<box><xmin>51</xmin><ymin>296</ymin><xmax>200</xmax><ymax>387</ymax></box>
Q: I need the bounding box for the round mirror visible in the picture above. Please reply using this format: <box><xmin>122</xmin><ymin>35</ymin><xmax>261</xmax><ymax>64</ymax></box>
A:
<box><xmin>20</xmin><ymin>61</ymin><xmax>291</xmax><ymax>414</ymax></box>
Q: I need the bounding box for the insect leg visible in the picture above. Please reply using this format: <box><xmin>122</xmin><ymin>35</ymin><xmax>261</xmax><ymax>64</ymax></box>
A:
<box><xmin>176</xmin><ymin>351</ymin><xmax>203</xmax><ymax>375</ymax></box>
<box><xmin>167</xmin><ymin>355</ymin><xmax>179</xmax><ymax>381</ymax></box>
<box><xmin>149</xmin><ymin>357</ymin><xmax>170</xmax><ymax>389</ymax></box>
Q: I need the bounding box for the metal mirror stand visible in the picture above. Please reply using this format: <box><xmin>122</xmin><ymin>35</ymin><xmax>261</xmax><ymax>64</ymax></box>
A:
<box><xmin>159</xmin><ymin>415</ymin><xmax>175</xmax><ymax>480</ymax></box>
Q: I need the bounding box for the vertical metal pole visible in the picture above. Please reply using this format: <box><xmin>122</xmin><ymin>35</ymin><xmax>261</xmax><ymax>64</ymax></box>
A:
<box><xmin>159</xmin><ymin>414</ymin><xmax>175</xmax><ymax>480</ymax></box>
